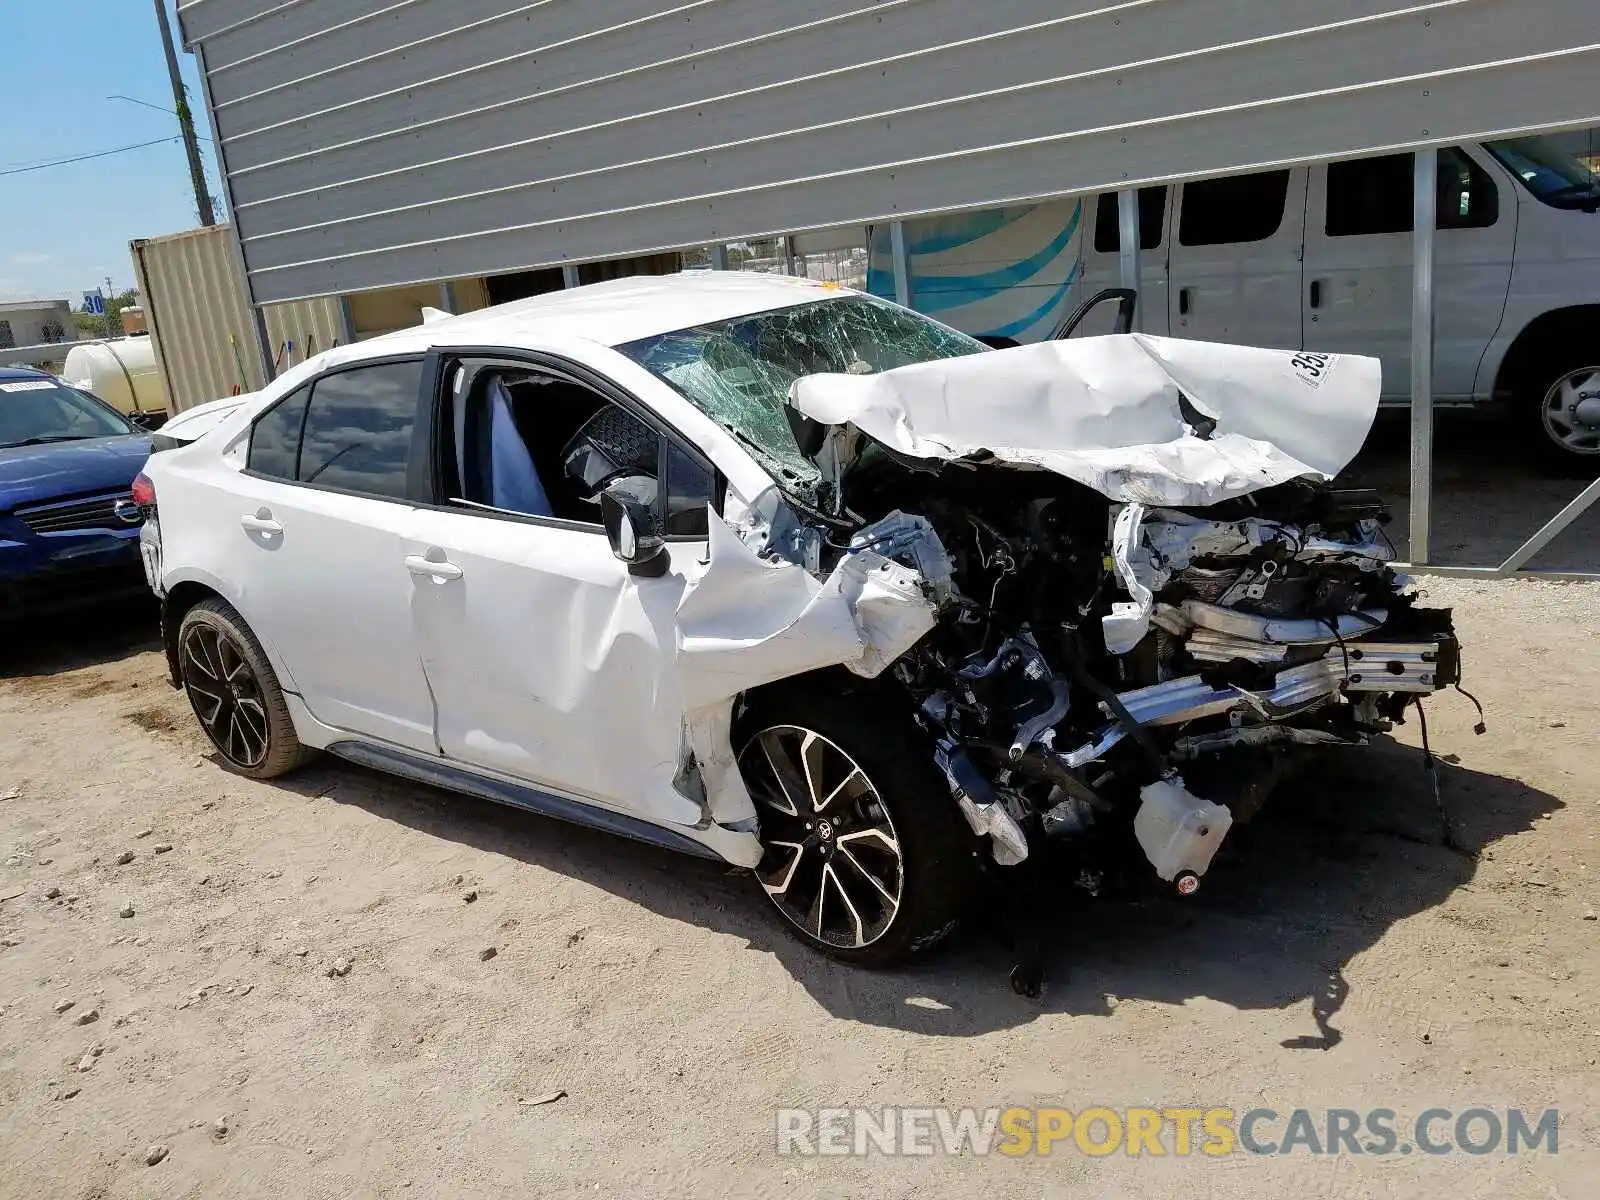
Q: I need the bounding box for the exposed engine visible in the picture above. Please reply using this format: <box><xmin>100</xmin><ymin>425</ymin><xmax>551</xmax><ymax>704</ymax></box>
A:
<box><xmin>827</xmin><ymin>465</ymin><xmax>1462</xmax><ymax>894</ymax></box>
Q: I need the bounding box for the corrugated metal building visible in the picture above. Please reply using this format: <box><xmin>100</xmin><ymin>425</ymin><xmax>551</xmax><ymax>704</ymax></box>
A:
<box><xmin>178</xmin><ymin>0</ymin><xmax>1599</xmax><ymax>307</ymax></box>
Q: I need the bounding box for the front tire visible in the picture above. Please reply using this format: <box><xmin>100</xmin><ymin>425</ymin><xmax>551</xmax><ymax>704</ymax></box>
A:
<box><xmin>178</xmin><ymin>598</ymin><xmax>309</xmax><ymax>779</ymax></box>
<box><xmin>736</xmin><ymin>684</ymin><xmax>976</xmax><ymax>966</ymax></box>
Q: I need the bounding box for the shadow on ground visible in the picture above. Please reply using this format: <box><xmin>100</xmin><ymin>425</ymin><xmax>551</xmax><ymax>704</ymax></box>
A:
<box><xmin>0</xmin><ymin>600</ymin><xmax>160</xmax><ymax>680</ymax></box>
<box><xmin>267</xmin><ymin>732</ymin><xmax>1558</xmax><ymax>1042</ymax></box>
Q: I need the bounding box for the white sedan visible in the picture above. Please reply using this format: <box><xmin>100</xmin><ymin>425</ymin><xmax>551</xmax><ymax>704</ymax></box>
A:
<box><xmin>137</xmin><ymin>273</ymin><xmax>1462</xmax><ymax>967</ymax></box>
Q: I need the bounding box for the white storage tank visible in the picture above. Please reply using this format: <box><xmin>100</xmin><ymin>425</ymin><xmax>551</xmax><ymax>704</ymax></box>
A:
<box><xmin>62</xmin><ymin>335</ymin><xmax>168</xmax><ymax>417</ymax></box>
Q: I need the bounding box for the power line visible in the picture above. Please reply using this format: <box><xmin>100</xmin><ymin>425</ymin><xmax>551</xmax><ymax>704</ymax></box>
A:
<box><xmin>0</xmin><ymin>136</ymin><xmax>181</xmax><ymax>178</ymax></box>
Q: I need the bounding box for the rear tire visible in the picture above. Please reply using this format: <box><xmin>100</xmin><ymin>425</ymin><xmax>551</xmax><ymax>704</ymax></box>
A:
<box><xmin>735</xmin><ymin>682</ymin><xmax>977</xmax><ymax>966</ymax></box>
<box><xmin>178</xmin><ymin>598</ymin><xmax>310</xmax><ymax>780</ymax></box>
<box><xmin>1528</xmin><ymin>361</ymin><xmax>1600</xmax><ymax>474</ymax></box>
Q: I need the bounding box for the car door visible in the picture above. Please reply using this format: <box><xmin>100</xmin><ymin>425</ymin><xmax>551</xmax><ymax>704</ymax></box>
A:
<box><xmin>1303</xmin><ymin>147</ymin><xmax>1514</xmax><ymax>400</ymax></box>
<box><xmin>402</xmin><ymin>354</ymin><xmax>722</xmax><ymax>828</ymax></box>
<box><xmin>1169</xmin><ymin>167</ymin><xmax>1309</xmax><ymax>352</ymax></box>
<box><xmin>1076</xmin><ymin>186</ymin><xmax>1171</xmax><ymax>337</ymax></box>
<box><xmin>226</xmin><ymin>357</ymin><xmax>438</xmax><ymax>753</ymax></box>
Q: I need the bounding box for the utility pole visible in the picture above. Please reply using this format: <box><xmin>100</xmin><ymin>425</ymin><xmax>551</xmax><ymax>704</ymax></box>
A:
<box><xmin>152</xmin><ymin>0</ymin><xmax>216</xmax><ymax>226</ymax></box>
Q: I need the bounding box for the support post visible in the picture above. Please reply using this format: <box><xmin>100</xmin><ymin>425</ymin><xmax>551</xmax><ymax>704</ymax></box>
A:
<box><xmin>335</xmin><ymin>296</ymin><xmax>356</xmax><ymax>349</ymax></box>
<box><xmin>251</xmin><ymin>307</ymin><xmax>275</xmax><ymax>384</ymax></box>
<box><xmin>1409</xmin><ymin>150</ymin><xmax>1438</xmax><ymax>565</ymax></box>
<box><xmin>709</xmin><ymin>244</ymin><xmax>730</xmax><ymax>271</ymax></box>
<box><xmin>783</xmin><ymin>236</ymin><xmax>798</xmax><ymax>277</ymax></box>
<box><xmin>889</xmin><ymin>220</ymin><xmax>913</xmax><ymax>309</ymax></box>
<box><xmin>1117</xmin><ymin>189</ymin><xmax>1143</xmax><ymax>332</ymax></box>
<box><xmin>562</xmin><ymin>266</ymin><xmax>581</xmax><ymax>289</ymax></box>
<box><xmin>436</xmin><ymin>282</ymin><xmax>458</xmax><ymax>313</ymax></box>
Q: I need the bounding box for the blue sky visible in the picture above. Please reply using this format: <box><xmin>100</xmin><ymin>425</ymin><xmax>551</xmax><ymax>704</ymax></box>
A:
<box><xmin>0</xmin><ymin>1</ymin><xmax>220</xmax><ymax>303</ymax></box>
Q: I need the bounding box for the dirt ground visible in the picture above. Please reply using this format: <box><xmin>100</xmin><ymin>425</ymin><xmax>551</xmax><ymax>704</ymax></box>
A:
<box><xmin>0</xmin><ymin>572</ymin><xmax>1596</xmax><ymax>1199</ymax></box>
<box><xmin>1345</xmin><ymin>410</ymin><xmax>1600</xmax><ymax>572</ymax></box>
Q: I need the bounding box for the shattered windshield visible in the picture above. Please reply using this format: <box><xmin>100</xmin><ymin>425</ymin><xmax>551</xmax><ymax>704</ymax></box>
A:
<box><xmin>619</xmin><ymin>293</ymin><xmax>985</xmax><ymax>488</ymax></box>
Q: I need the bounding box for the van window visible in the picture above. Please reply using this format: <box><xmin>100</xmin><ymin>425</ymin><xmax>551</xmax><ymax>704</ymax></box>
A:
<box><xmin>1178</xmin><ymin>170</ymin><xmax>1292</xmax><ymax>246</ymax></box>
<box><xmin>1326</xmin><ymin>149</ymin><xmax>1499</xmax><ymax>236</ymax></box>
<box><xmin>1094</xmin><ymin>188</ymin><xmax>1166</xmax><ymax>253</ymax></box>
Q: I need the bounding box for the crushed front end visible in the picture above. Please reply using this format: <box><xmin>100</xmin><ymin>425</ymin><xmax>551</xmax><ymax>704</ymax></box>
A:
<box><xmin>760</xmin><ymin>336</ymin><xmax>1472</xmax><ymax>906</ymax></box>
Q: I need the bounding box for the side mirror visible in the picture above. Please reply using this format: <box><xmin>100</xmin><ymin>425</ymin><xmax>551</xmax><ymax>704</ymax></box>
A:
<box><xmin>599</xmin><ymin>475</ymin><xmax>670</xmax><ymax>578</ymax></box>
<box><xmin>127</xmin><ymin>410</ymin><xmax>167</xmax><ymax>432</ymax></box>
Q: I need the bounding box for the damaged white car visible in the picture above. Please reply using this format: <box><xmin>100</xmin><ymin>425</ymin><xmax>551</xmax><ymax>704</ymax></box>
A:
<box><xmin>135</xmin><ymin>274</ymin><xmax>1467</xmax><ymax>968</ymax></box>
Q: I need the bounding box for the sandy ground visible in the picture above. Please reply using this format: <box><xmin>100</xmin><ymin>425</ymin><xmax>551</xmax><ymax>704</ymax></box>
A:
<box><xmin>1345</xmin><ymin>410</ymin><xmax>1600</xmax><ymax>572</ymax></box>
<box><xmin>0</xmin><ymin>573</ymin><xmax>1596</xmax><ymax>1199</ymax></box>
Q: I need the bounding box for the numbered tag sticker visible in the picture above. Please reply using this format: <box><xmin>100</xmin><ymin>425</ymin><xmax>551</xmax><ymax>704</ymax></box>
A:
<box><xmin>0</xmin><ymin>380</ymin><xmax>59</xmax><ymax>393</ymax></box>
<box><xmin>1290</xmin><ymin>352</ymin><xmax>1334</xmax><ymax>389</ymax></box>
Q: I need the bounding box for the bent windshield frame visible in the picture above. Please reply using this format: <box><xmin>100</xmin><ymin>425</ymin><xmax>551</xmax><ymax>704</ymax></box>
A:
<box><xmin>618</xmin><ymin>294</ymin><xmax>985</xmax><ymax>490</ymax></box>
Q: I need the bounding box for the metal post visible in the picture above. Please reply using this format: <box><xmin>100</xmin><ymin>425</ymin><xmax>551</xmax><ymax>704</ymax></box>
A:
<box><xmin>562</xmin><ymin>266</ymin><xmax>581</xmax><ymax>289</ymax></box>
<box><xmin>153</xmin><ymin>0</ymin><xmax>216</xmax><ymax>227</ymax></box>
<box><xmin>783</xmin><ymin>236</ymin><xmax>798</xmax><ymax>277</ymax></box>
<box><xmin>709</xmin><ymin>244</ymin><xmax>730</xmax><ymax>271</ymax></box>
<box><xmin>1409</xmin><ymin>150</ymin><xmax>1438</xmax><ymax>565</ymax></box>
<box><xmin>889</xmin><ymin>221</ymin><xmax>913</xmax><ymax>309</ymax></box>
<box><xmin>437</xmin><ymin>282</ymin><xmax>458</xmax><ymax>313</ymax></box>
<box><xmin>1117</xmin><ymin>189</ymin><xmax>1143</xmax><ymax>332</ymax></box>
<box><xmin>335</xmin><ymin>296</ymin><xmax>356</xmax><ymax>349</ymax></box>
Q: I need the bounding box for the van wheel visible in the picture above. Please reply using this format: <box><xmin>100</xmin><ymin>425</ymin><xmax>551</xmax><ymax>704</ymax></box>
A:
<box><xmin>178</xmin><ymin>599</ymin><xmax>311</xmax><ymax>779</ymax></box>
<box><xmin>1531</xmin><ymin>362</ymin><xmax>1600</xmax><ymax>472</ymax></box>
<box><xmin>735</xmin><ymin>684</ymin><xmax>977</xmax><ymax>967</ymax></box>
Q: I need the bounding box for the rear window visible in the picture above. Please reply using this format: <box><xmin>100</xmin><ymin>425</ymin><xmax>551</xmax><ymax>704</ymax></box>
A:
<box><xmin>245</xmin><ymin>360</ymin><xmax>422</xmax><ymax>500</ymax></box>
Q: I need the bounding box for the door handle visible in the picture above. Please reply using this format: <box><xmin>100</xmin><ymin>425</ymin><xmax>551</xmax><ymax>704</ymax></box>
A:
<box><xmin>1309</xmin><ymin>279</ymin><xmax>1324</xmax><ymax>310</ymax></box>
<box><xmin>1178</xmin><ymin>287</ymin><xmax>1191</xmax><ymax>316</ymax></box>
<box><xmin>405</xmin><ymin>555</ymin><xmax>464</xmax><ymax>582</ymax></box>
<box><xmin>240</xmin><ymin>513</ymin><xmax>283</xmax><ymax>535</ymax></box>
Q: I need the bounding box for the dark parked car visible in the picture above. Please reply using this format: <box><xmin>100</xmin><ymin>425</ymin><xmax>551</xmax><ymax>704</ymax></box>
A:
<box><xmin>0</xmin><ymin>367</ymin><xmax>152</xmax><ymax>618</ymax></box>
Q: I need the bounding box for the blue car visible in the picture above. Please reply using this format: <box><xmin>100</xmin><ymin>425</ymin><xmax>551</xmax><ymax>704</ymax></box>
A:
<box><xmin>0</xmin><ymin>367</ymin><xmax>153</xmax><ymax>619</ymax></box>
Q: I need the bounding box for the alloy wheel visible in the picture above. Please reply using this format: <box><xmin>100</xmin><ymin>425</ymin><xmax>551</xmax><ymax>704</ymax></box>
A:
<box><xmin>738</xmin><ymin>725</ymin><xmax>904</xmax><ymax>949</ymax></box>
<box><xmin>1540</xmin><ymin>366</ymin><xmax>1600</xmax><ymax>456</ymax></box>
<box><xmin>182</xmin><ymin>624</ymin><xmax>270</xmax><ymax>769</ymax></box>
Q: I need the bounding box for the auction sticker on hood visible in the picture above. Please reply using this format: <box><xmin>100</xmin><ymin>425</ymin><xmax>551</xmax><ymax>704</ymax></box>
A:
<box><xmin>0</xmin><ymin>380</ymin><xmax>59</xmax><ymax>393</ymax></box>
<box><xmin>1290</xmin><ymin>352</ymin><xmax>1335</xmax><ymax>389</ymax></box>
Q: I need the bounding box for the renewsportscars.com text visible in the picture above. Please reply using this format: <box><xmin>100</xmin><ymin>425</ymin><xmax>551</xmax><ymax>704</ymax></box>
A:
<box><xmin>775</xmin><ymin>1106</ymin><xmax>1559</xmax><ymax>1158</ymax></box>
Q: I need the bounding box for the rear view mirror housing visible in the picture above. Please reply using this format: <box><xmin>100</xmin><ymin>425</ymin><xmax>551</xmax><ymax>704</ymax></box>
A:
<box><xmin>599</xmin><ymin>474</ymin><xmax>670</xmax><ymax>578</ymax></box>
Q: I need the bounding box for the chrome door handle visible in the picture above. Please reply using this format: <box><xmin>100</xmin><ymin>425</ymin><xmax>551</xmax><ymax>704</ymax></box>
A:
<box><xmin>240</xmin><ymin>514</ymin><xmax>283</xmax><ymax>535</ymax></box>
<box><xmin>405</xmin><ymin>555</ymin><xmax>464</xmax><ymax>581</ymax></box>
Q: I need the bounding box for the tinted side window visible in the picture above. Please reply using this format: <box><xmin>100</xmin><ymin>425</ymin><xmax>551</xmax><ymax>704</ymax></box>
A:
<box><xmin>1179</xmin><ymin>170</ymin><xmax>1292</xmax><ymax>246</ymax></box>
<box><xmin>1094</xmin><ymin>187</ymin><xmax>1167</xmax><ymax>253</ymax></box>
<box><xmin>247</xmin><ymin>386</ymin><xmax>310</xmax><ymax>480</ymax></box>
<box><xmin>297</xmin><ymin>361</ymin><xmax>422</xmax><ymax>499</ymax></box>
<box><xmin>1326</xmin><ymin>149</ymin><xmax>1499</xmax><ymax>236</ymax></box>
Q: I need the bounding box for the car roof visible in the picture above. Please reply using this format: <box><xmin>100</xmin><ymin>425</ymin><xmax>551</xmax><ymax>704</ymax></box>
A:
<box><xmin>245</xmin><ymin>272</ymin><xmax>863</xmax><ymax>404</ymax></box>
<box><xmin>384</xmin><ymin>271</ymin><xmax>849</xmax><ymax>352</ymax></box>
<box><xmin>0</xmin><ymin>366</ymin><xmax>50</xmax><ymax>381</ymax></box>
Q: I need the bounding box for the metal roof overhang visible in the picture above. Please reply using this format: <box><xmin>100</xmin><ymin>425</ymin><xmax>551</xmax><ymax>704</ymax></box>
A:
<box><xmin>177</xmin><ymin>0</ymin><xmax>1600</xmax><ymax>305</ymax></box>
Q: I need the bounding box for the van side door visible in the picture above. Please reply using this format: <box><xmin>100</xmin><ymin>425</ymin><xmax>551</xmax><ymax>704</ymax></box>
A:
<box><xmin>1168</xmin><ymin>168</ymin><xmax>1309</xmax><ymax>353</ymax></box>
<box><xmin>1303</xmin><ymin>147</ymin><xmax>1513</xmax><ymax>399</ymax></box>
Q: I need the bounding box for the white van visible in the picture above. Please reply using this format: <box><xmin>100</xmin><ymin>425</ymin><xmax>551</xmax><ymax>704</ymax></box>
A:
<box><xmin>869</xmin><ymin>135</ymin><xmax>1599</xmax><ymax>467</ymax></box>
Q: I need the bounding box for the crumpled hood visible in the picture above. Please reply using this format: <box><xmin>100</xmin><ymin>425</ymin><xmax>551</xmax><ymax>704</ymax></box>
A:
<box><xmin>788</xmin><ymin>334</ymin><xmax>1381</xmax><ymax>507</ymax></box>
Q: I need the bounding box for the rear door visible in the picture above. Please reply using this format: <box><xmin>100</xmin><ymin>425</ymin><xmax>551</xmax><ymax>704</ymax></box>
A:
<box><xmin>1169</xmin><ymin>168</ymin><xmax>1309</xmax><ymax>352</ymax></box>
<box><xmin>225</xmin><ymin>358</ymin><xmax>438</xmax><ymax>752</ymax></box>
<box><xmin>1076</xmin><ymin>187</ymin><xmax>1171</xmax><ymax>337</ymax></box>
<box><xmin>1303</xmin><ymin>147</ymin><xmax>1514</xmax><ymax>399</ymax></box>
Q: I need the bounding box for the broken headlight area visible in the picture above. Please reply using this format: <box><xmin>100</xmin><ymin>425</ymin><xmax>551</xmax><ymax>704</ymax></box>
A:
<box><xmin>801</xmin><ymin>465</ymin><xmax>1465</xmax><ymax>897</ymax></box>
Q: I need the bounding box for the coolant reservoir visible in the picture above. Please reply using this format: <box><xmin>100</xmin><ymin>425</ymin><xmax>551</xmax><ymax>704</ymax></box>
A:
<box><xmin>1134</xmin><ymin>778</ymin><xmax>1234</xmax><ymax>883</ymax></box>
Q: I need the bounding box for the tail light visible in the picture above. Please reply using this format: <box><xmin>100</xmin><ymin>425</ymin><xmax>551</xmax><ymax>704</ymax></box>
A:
<box><xmin>131</xmin><ymin>471</ymin><xmax>157</xmax><ymax>510</ymax></box>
